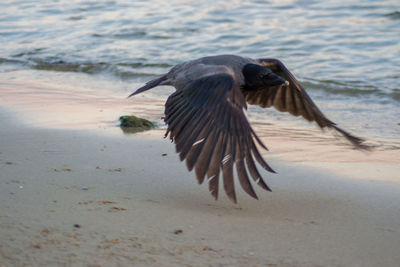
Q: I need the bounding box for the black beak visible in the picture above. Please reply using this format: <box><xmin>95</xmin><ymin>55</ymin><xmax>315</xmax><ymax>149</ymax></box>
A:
<box><xmin>264</xmin><ymin>74</ymin><xmax>287</xmax><ymax>86</ymax></box>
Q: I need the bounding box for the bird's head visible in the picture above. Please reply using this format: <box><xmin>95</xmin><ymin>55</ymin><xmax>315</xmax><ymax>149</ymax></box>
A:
<box><xmin>242</xmin><ymin>63</ymin><xmax>287</xmax><ymax>88</ymax></box>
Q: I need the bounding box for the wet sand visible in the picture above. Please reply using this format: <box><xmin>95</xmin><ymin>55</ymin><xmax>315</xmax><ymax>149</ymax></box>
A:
<box><xmin>1</xmin><ymin>79</ymin><xmax>400</xmax><ymax>266</ymax></box>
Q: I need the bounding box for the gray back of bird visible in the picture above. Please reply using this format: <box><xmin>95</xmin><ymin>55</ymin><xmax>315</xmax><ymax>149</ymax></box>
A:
<box><xmin>167</xmin><ymin>55</ymin><xmax>256</xmax><ymax>90</ymax></box>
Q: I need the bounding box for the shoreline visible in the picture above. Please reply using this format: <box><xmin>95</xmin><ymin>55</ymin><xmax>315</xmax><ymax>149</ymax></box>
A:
<box><xmin>1</xmin><ymin>77</ymin><xmax>399</xmax><ymax>168</ymax></box>
<box><xmin>1</xmin><ymin>81</ymin><xmax>400</xmax><ymax>266</ymax></box>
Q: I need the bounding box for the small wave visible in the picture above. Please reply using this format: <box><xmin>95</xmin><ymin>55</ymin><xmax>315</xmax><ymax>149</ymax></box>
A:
<box><xmin>391</xmin><ymin>90</ymin><xmax>400</xmax><ymax>102</ymax></box>
<box><xmin>118</xmin><ymin>62</ymin><xmax>173</xmax><ymax>68</ymax></box>
<box><xmin>29</xmin><ymin>58</ymin><xmax>107</xmax><ymax>74</ymax></box>
<box><xmin>12</xmin><ymin>48</ymin><xmax>45</xmax><ymax>57</ymax></box>
<box><xmin>384</xmin><ymin>11</ymin><xmax>400</xmax><ymax>19</ymax></box>
<box><xmin>0</xmin><ymin>57</ymin><xmax>24</xmax><ymax>64</ymax></box>
<box><xmin>92</xmin><ymin>31</ymin><xmax>174</xmax><ymax>40</ymax></box>
<box><xmin>304</xmin><ymin>79</ymin><xmax>381</xmax><ymax>96</ymax></box>
<box><xmin>67</xmin><ymin>15</ymin><xmax>85</xmax><ymax>21</ymax></box>
<box><xmin>302</xmin><ymin>79</ymin><xmax>400</xmax><ymax>103</ymax></box>
<box><xmin>92</xmin><ymin>31</ymin><xmax>146</xmax><ymax>39</ymax></box>
<box><xmin>92</xmin><ymin>26</ymin><xmax>198</xmax><ymax>41</ymax></box>
<box><xmin>1</xmin><ymin>55</ymin><xmax>170</xmax><ymax>80</ymax></box>
<box><xmin>27</xmin><ymin>58</ymin><xmax>164</xmax><ymax>79</ymax></box>
<box><xmin>92</xmin><ymin>27</ymin><xmax>188</xmax><ymax>40</ymax></box>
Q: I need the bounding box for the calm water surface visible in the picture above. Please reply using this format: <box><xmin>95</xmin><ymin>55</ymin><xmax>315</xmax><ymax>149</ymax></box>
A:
<box><xmin>1</xmin><ymin>0</ymin><xmax>399</xmax><ymax>142</ymax></box>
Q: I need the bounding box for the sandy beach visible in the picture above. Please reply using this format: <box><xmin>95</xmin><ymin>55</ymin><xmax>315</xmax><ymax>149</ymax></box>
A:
<box><xmin>1</xmin><ymin>79</ymin><xmax>400</xmax><ymax>266</ymax></box>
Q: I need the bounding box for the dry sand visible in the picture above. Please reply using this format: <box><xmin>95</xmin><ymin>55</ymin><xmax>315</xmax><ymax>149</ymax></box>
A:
<box><xmin>1</xmin><ymin>79</ymin><xmax>400</xmax><ymax>266</ymax></box>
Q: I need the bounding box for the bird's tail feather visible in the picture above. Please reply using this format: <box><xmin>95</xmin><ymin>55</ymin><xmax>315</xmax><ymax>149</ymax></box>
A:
<box><xmin>331</xmin><ymin>124</ymin><xmax>371</xmax><ymax>150</ymax></box>
<box><xmin>128</xmin><ymin>75</ymin><xmax>168</xmax><ymax>98</ymax></box>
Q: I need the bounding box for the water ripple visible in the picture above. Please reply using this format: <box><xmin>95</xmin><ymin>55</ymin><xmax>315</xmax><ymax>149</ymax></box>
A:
<box><xmin>0</xmin><ymin>0</ymin><xmax>399</xmax><ymax>140</ymax></box>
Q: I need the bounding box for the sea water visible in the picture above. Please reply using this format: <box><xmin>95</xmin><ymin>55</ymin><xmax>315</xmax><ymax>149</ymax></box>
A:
<box><xmin>0</xmin><ymin>0</ymin><xmax>399</xmax><ymax>144</ymax></box>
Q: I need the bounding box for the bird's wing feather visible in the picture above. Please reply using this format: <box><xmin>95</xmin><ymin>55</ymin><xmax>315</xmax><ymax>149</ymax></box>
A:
<box><xmin>164</xmin><ymin>73</ymin><xmax>274</xmax><ymax>203</ymax></box>
<box><xmin>245</xmin><ymin>58</ymin><xmax>367</xmax><ymax>149</ymax></box>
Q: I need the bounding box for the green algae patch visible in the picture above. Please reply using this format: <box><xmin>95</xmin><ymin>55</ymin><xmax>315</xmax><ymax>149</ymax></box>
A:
<box><xmin>119</xmin><ymin>115</ymin><xmax>155</xmax><ymax>133</ymax></box>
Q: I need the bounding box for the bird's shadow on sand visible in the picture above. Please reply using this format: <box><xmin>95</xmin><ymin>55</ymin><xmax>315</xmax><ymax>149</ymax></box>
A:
<box><xmin>142</xmin><ymin>179</ymin><xmax>353</xmax><ymax>221</ymax></box>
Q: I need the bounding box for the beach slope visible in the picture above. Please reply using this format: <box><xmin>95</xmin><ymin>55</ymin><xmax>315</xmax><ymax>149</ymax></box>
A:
<box><xmin>1</xmin><ymin>109</ymin><xmax>400</xmax><ymax>267</ymax></box>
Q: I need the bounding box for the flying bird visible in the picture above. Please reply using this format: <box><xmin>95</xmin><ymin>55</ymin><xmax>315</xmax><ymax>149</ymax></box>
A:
<box><xmin>129</xmin><ymin>55</ymin><xmax>366</xmax><ymax>203</ymax></box>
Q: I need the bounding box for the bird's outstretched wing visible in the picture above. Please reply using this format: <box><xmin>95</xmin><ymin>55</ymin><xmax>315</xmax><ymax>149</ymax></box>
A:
<box><xmin>245</xmin><ymin>58</ymin><xmax>367</xmax><ymax>149</ymax></box>
<box><xmin>164</xmin><ymin>73</ymin><xmax>275</xmax><ymax>203</ymax></box>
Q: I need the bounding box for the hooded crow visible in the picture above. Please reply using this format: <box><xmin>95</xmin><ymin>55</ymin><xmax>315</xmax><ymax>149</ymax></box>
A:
<box><xmin>129</xmin><ymin>54</ymin><xmax>367</xmax><ymax>203</ymax></box>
